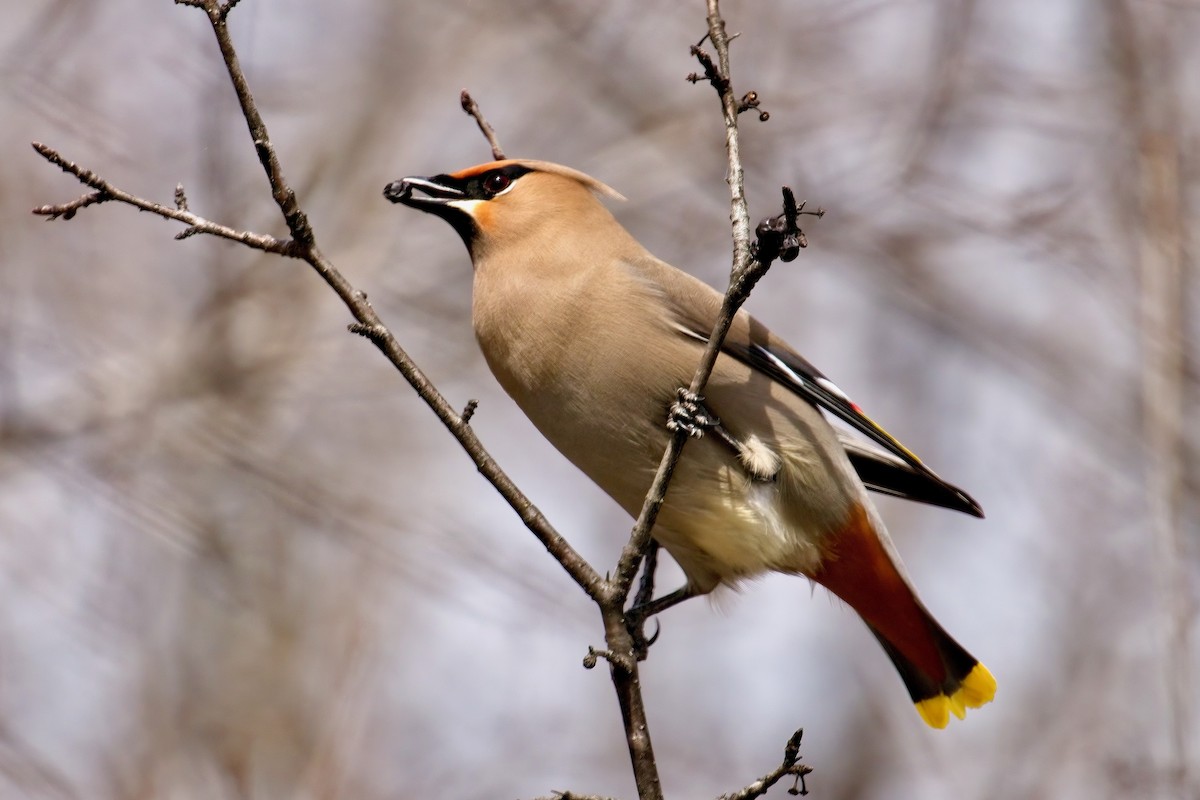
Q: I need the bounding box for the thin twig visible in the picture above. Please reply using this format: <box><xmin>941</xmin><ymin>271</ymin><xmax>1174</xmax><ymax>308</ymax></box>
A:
<box><xmin>582</xmin><ymin>646</ymin><xmax>633</xmax><ymax>672</ymax></box>
<box><xmin>610</xmin><ymin>0</ymin><xmax>763</xmax><ymax>603</ymax></box>
<box><xmin>219</xmin><ymin>0</ymin><xmax>244</xmax><ymax>21</ymax></box>
<box><xmin>31</xmin><ymin>188</ymin><xmax>108</xmax><ymax>221</ymax></box>
<box><xmin>32</xmin><ymin>143</ymin><xmax>297</xmax><ymax>256</ymax></box>
<box><xmin>717</xmin><ymin>729</ymin><xmax>811</xmax><ymax>800</ymax></box>
<box><xmin>598</xmin><ymin>606</ymin><xmax>660</xmax><ymax>800</ymax></box>
<box><xmin>461</xmin><ymin>90</ymin><xmax>507</xmax><ymax>160</ymax></box>
<box><xmin>198</xmin><ymin>0</ymin><xmax>313</xmax><ymax>246</ymax></box>
<box><xmin>185</xmin><ymin>4</ymin><xmax>607</xmax><ymax>602</ymax></box>
<box><xmin>595</xmin><ymin>6</ymin><xmax>774</xmax><ymax>798</ymax></box>
<box><xmin>335</xmin><ymin>327</ymin><xmax>603</xmax><ymax>602</ymax></box>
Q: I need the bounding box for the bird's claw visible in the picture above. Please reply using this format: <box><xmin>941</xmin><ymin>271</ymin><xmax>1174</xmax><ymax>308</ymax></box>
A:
<box><xmin>626</xmin><ymin>611</ymin><xmax>661</xmax><ymax>662</ymax></box>
<box><xmin>667</xmin><ymin>388</ymin><xmax>719</xmax><ymax>439</ymax></box>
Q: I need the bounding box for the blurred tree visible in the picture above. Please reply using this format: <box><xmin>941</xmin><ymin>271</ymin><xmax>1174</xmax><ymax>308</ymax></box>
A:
<box><xmin>3</xmin><ymin>0</ymin><xmax>1195</xmax><ymax>798</ymax></box>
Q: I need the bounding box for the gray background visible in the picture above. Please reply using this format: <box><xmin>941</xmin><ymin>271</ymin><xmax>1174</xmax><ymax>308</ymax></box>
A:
<box><xmin>3</xmin><ymin>1</ymin><xmax>1197</xmax><ymax>798</ymax></box>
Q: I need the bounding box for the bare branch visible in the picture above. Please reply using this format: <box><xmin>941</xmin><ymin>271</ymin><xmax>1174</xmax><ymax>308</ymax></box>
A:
<box><xmin>182</xmin><ymin>2</ymin><xmax>606</xmax><ymax>603</ymax></box>
<box><xmin>194</xmin><ymin>0</ymin><xmax>314</xmax><ymax>246</ymax></box>
<box><xmin>219</xmin><ymin>0</ymin><xmax>244</xmax><ymax>21</ymax></box>
<box><xmin>31</xmin><ymin>9</ymin><xmax>607</xmax><ymax>607</ymax></box>
<box><xmin>1128</xmin><ymin>5</ymin><xmax>1194</xmax><ymax>789</ymax></box>
<box><xmin>337</xmin><ymin>323</ymin><xmax>602</xmax><ymax>599</ymax></box>
<box><xmin>581</xmin><ymin>645</ymin><xmax>635</xmax><ymax>673</ymax></box>
<box><xmin>31</xmin><ymin>142</ymin><xmax>298</xmax><ymax>256</ymax></box>
<box><xmin>461</xmin><ymin>89</ymin><xmax>507</xmax><ymax>160</ymax></box>
<box><xmin>611</xmin><ymin>0</ymin><xmax>771</xmax><ymax>603</ymax></box>
<box><xmin>594</xmin><ymin>6</ymin><xmax>814</xmax><ymax>797</ymax></box>
<box><xmin>717</xmin><ymin>729</ymin><xmax>811</xmax><ymax>800</ymax></box>
<box><xmin>31</xmin><ymin>188</ymin><xmax>107</xmax><ymax>221</ymax></box>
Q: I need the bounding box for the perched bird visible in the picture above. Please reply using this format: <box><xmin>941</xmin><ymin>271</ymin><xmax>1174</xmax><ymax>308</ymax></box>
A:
<box><xmin>384</xmin><ymin>159</ymin><xmax>996</xmax><ymax>728</ymax></box>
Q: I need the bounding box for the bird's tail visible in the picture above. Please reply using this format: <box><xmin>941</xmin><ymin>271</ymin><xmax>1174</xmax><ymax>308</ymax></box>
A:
<box><xmin>866</xmin><ymin>617</ymin><xmax>996</xmax><ymax>728</ymax></box>
<box><xmin>810</xmin><ymin>503</ymin><xmax>996</xmax><ymax>728</ymax></box>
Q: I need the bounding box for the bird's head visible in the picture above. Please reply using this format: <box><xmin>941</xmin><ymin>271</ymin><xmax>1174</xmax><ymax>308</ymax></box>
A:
<box><xmin>384</xmin><ymin>159</ymin><xmax>625</xmax><ymax>258</ymax></box>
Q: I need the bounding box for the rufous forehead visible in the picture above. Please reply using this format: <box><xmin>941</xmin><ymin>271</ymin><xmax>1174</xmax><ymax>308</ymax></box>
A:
<box><xmin>448</xmin><ymin>160</ymin><xmax>516</xmax><ymax>180</ymax></box>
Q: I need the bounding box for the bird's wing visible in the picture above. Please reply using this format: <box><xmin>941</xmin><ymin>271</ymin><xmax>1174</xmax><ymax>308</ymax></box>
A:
<box><xmin>834</xmin><ymin>434</ymin><xmax>984</xmax><ymax>518</ymax></box>
<box><xmin>636</xmin><ymin>257</ymin><xmax>984</xmax><ymax>518</ymax></box>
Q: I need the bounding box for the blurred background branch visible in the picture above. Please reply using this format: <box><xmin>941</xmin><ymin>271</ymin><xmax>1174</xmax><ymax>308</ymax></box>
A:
<box><xmin>25</xmin><ymin>2</ymin><xmax>804</xmax><ymax>798</ymax></box>
<box><xmin>1122</xmin><ymin>2</ymin><xmax>1193</xmax><ymax>795</ymax></box>
<box><xmin>4</xmin><ymin>0</ymin><xmax>1197</xmax><ymax>798</ymax></box>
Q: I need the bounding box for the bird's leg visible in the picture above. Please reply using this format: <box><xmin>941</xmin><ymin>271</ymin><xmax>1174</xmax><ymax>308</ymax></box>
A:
<box><xmin>667</xmin><ymin>389</ymin><xmax>778</xmax><ymax>483</ymax></box>
<box><xmin>629</xmin><ymin>585</ymin><xmax>697</xmax><ymax>620</ymax></box>
<box><xmin>666</xmin><ymin>388</ymin><xmax>719</xmax><ymax>438</ymax></box>
<box><xmin>625</xmin><ymin>585</ymin><xmax>699</xmax><ymax>661</ymax></box>
<box><xmin>633</xmin><ymin>539</ymin><xmax>663</xmax><ymax>610</ymax></box>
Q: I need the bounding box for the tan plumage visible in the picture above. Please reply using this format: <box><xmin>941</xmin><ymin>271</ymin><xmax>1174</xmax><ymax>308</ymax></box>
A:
<box><xmin>385</xmin><ymin>159</ymin><xmax>996</xmax><ymax>727</ymax></box>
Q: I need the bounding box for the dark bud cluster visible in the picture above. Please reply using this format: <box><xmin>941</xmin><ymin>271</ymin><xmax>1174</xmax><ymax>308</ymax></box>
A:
<box><xmin>753</xmin><ymin>215</ymin><xmax>800</xmax><ymax>263</ymax></box>
<box><xmin>737</xmin><ymin>91</ymin><xmax>770</xmax><ymax>122</ymax></box>
<box><xmin>750</xmin><ymin>187</ymin><xmax>824</xmax><ymax>265</ymax></box>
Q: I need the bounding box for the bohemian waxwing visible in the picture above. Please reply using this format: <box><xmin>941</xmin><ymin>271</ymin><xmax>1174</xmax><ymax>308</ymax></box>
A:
<box><xmin>384</xmin><ymin>159</ymin><xmax>996</xmax><ymax>728</ymax></box>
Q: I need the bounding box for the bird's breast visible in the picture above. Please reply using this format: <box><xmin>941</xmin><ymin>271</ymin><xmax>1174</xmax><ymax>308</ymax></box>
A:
<box><xmin>471</xmin><ymin>262</ymin><xmax>691</xmax><ymax>504</ymax></box>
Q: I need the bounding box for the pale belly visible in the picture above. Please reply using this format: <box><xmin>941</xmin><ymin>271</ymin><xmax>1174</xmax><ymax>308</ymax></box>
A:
<box><xmin>515</xmin><ymin>379</ymin><xmax>838</xmax><ymax>594</ymax></box>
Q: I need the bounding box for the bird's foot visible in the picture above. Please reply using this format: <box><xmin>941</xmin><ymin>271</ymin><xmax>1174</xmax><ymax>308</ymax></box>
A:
<box><xmin>667</xmin><ymin>388</ymin><xmax>719</xmax><ymax>439</ymax></box>
<box><xmin>625</xmin><ymin>610</ymin><xmax>661</xmax><ymax>662</ymax></box>
<box><xmin>624</xmin><ymin>585</ymin><xmax>695</xmax><ymax>661</ymax></box>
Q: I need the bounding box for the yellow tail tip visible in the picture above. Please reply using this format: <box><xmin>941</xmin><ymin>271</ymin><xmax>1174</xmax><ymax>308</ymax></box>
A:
<box><xmin>914</xmin><ymin>663</ymin><xmax>997</xmax><ymax>729</ymax></box>
<box><xmin>958</xmin><ymin>662</ymin><xmax>998</xmax><ymax>707</ymax></box>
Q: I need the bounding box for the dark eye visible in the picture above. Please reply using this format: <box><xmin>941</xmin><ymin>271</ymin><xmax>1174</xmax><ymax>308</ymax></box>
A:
<box><xmin>483</xmin><ymin>172</ymin><xmax>511</xmax><ymax>195</ymax></box>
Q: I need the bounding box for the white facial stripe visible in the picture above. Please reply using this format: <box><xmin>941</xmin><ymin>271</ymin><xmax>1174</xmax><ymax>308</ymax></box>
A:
<box><xmin>446</xmin><ymin>198</ymin><xmax>486</xmax><ymax>216</ymax></box>
<box><xmin>405</xmin><ymin>177</ymin><xmax>465</xmax><ymax>198</ymax></box>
